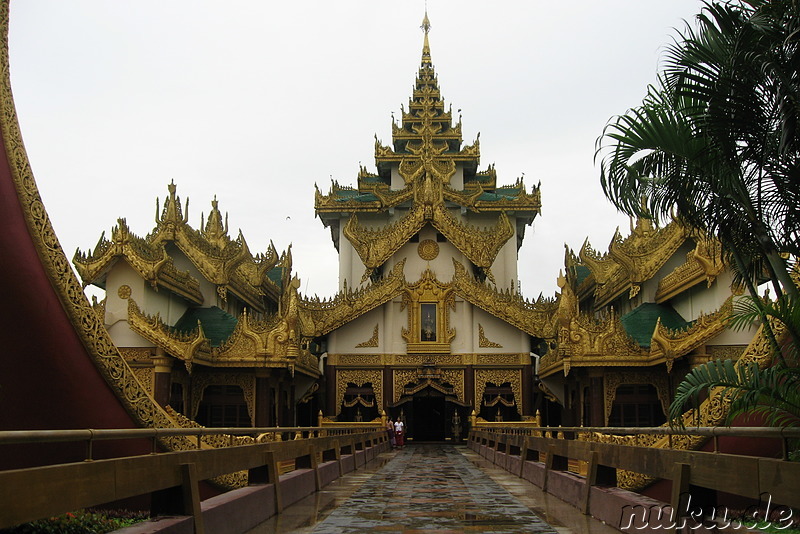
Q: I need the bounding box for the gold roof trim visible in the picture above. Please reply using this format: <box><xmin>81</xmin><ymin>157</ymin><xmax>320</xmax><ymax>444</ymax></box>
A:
<box><xmin>580</xmin><ymin>220</ymin><xmax>688</xmax><ymax>308</ymax></box>
<box><xmin>649</xmin><ymin>296</ymin><xmax>733</xmax><ymax>371</ymax></box>
<box><xmin>76</xmin><ymin>183</ymin><xmax>282</xmax><ymax>311</ymax></box>
<box><xmin>451</xmin><ymin>259</ymin><xmax>558</xmax><ymax>338</ymax></box>
<box><xmin>299</xmin><ymin>259</ymin><xmax>407</xmax><ymax>336</ymax></box>
<box><xmin>344</xmin><ymin>204</ymin><xmax>514</xmax><ymax>282</ymax></box>
<box><xmin>126</xmin><ymin>296</ymin><xmax>320</xmax><ymax>378</ymax></box>
<box><xmin>655</xmin><ymin>238</ymin><xmax>725</xmax><ymax>303</ymax></box>
<box><xmin>315</xmin><ymin>15</ymin><xmax>538</xmax><ymax>266</ymax></box>
<box><xmin>73</xmin><ymin>219</ymin><xmax>204</xmax><ymax>305</ymax></box>
<box><xmin>539</xmin><ymin>310</ymin><xmax>648</xmax><ymax>378</ymax></box>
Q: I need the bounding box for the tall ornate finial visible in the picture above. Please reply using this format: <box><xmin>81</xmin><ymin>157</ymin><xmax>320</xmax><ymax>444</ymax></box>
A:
<box><xmin>421</xmin><ymin>10</ymin><xmax>431</xmax><ymax>35</ymax></box>
<box><xmin>421</xmin><ymin>9</ymin><xmax>431</xmax><ymax>65</ymax></box>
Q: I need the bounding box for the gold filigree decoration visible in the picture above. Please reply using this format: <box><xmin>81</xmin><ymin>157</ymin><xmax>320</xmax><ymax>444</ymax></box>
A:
<box><xmin>393</xmin><ymin>369</ymin><xmax>419</xmax><ymax>404</ymax></box>
<box><xmin>584</xmin><ymin>320</ymin><xmax>786</xmax><ymax>490</ymax></box>
<box><xmin>118</xmin><ymin>284</ymin><xmax>131</xmax><ymax>299</ymax></box>
<box><xmin>300</xmin><ymin>260</ymin><xmax>406</xmax><ymax>336</ymax></box>
<box><xmin>401</xmin><ymin>269</ymin><xmax>456</xmax><ymax>353</ymax></box>
<box><xmin>127</xmin><ymin>284</ymin><xmax>321</xmax><ymax>378</ymax></box>
<box><xmin>337</xmin><ymin>354</ymin><xmax>381</xmax><ymax>365</ymax></box>
<box><xmin>451</xmin><ymin>260</ymin><xmax>558</xmax><ymax>339</ymax></box>
<box><xmin>655</xmin><ymin>238</ymin><xmax>725</xmax><ymax>303</ymax></box>
<box><xmin>418</xmin><ymin>239</ymin><xmax>439</xmax><ymax>261</ymax></box>
<box><xmin>336</xmin><ymin>369</ymin><xmax>383</xmax><ymax>416</ymax></box>
<box><xmin>474</xmin><ymin>369</ymin><xmax>522</xmax><ymax>410</ymax></box>
<box><xmin>478</xmin><ymin>324</ymin><xmax>503</xmax><ymax>348</ymax></box>
<box><xmin>580</xmin><ymin>221</ymin><xmax>687</xmax><ymax>309</ymax></box>
<box><xmin>650</xmin><ymin>296</ymin><xmax>733</xmax><ymax>371</ymax></box>
<box><xmin>74</xmin><ymin>185</ymin><xmax>283</xmax><ymax>312</ymax></box>
<box><xmin>316</xmin><ymin>30</ymin><xmax>537</xmax><ymax>282</ymax></box>
<box><xmin>131</xmin><ymin>367</ymin><xmax>153</xmax><ymax>395</ymax></box>
<box><xmin>540</xmin><ymin>309</ymin><xmax>647</xmax><ymax>378</ymax></box>
<box><xmin>355</xmin><ymin>324</ymin><xmax>379</xmax><ymax>348</ymax></box>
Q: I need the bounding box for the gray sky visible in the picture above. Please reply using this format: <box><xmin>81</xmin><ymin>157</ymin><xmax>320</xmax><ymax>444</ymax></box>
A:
<box><xmin>8</xmin><ymin>1</ymin><xmax>705</xmax><ymax>300</ymax></box>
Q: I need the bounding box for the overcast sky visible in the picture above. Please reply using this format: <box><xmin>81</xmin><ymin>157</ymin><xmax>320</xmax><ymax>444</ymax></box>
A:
<box><xmin>8</xmin><ymin>1</ymin><xmax>705</xmax><ymax>300</ymax></box>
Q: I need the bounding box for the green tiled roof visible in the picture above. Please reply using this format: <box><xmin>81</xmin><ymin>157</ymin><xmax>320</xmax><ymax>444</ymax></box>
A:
<box><xmin>333</xmin><ymin>189</ymin><xmax>379</xmax><ymax>202</ymax></box>
<box><xmin>575</xmin><ymin>265</ymin><xmax>591</xmax><ymax>285</ymax></box>
<box><xmin>477</xmin><ymin>190</ymin><xmax>519</xmax><ymax>202</ymax></box>
<box><xmin>173</xmin><ymin>306</ymin><xmax>237</xmax><ymax>347</ymax></box>
<box><xmin>267</xmin><ymin>266</ymin><xmax>285</xmax><ymax>289</ymax></box>
<box><xmin>620</xmin><ymin>303</ymin><xmax>689</xmax><ymax>348</ymax></box>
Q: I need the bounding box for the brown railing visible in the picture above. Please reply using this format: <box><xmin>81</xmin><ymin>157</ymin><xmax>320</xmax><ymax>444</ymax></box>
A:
<box><xmin>0</xmin><ymin>425</ymin><xmax>387</xmax><ymax>532</ymax></box>
<box><xmin>469</xmin><ymin>426</ymin><xmax>800</xmax><ymax>531</ymax></box>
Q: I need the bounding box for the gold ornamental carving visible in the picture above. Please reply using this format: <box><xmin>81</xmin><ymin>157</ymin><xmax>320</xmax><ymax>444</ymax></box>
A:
<box><xmin>474</xmin><ymin>368</ymin><xmax>522</xmax><ymax>410</ymax></box>
<box><xmin>580</xmin><ymin>221</ymin><xmax>688</xmax><ymax>309</ymax></box>
<box><xmin>75</xmin><ymin>185</ymin><xmax>284</xmax><ymax>312</ymax></box>
<box><xmin>300</xmin><ymin>260</ymin><xmax>406</xmax><ymax>336</ymax></box>
<box><xmin>451</xmin><ymin>260</ymin><xmax>558</xmax><ymax>339</ymax></box>
<box><xmin>391</xmin><ymin>368</ymin><xmax>464</xmax><ymax>404</ymax></box>
<box><xmin>338</xmin><ymin>354</ymin><xmax>381</xmax><ymax>365</ymax></box>
<box><xmin>655</xmin><ymin>238</ymin><xmax>725</xmax><ymax>303</ymax></box>
<box><xmin>478</xmin><ymin>324</ymin><xmax>503</xmax><ymax>348</ymax></box>
<box><xmin>401</xmin><ymin>269</ymin><xmax>455</xmax><ymax>353</ymax></box>
<box><xmin>336</xmin><ymin>369</ymin><xmax>383</xmax><ymax>415</ymax></box>
<box><xmin>118</xmin><ymin>284</ymin><xmax>131</xmax><ymax>299</ymax></box>
<box><xmin>316</xmin><ymin>30</ymin><xmax>536</xmax><ymax>284</ymax></box>
<box><xmin>355</xmin><ymin>324</ymin><xmax>379</xmax><ymax>348</ymax></box>
<box><xmin>418</xmin><ymin>239</ymin><xmax>439</xmax><ymax>261</ymax></box>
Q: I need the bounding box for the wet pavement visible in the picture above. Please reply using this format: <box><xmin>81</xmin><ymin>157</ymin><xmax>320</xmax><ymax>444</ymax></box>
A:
<box><xmin>247</xmin><ymin>444</ymin><xmax>620</xmax><ymax>534</ymax></box>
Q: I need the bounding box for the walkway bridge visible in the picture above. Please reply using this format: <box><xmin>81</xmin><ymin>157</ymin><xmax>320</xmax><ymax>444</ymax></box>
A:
<box><xmin>1</xmin><ymin>425</ymin><xmax>797</xmax><ymax>533</ymax></box>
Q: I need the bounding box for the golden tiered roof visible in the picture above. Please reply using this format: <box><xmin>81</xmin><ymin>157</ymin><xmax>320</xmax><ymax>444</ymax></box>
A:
<box><xmin>74</xmin><ymin>182</ymin><xmax>283</xmax><ymax>311</ymax></box>
<box><xmin>315</xmin><ymin>14</ymin><xmax>541</xmax><ymax>282</ymax></box>
<box><xmin>544</xmin><ymin>216</ymin><xmax>735</xmax><ymax>378</ymax></box>
<box><xmin>577</xmin><ymin>218</ymin><xmax>688</xmax><ymax>309</ymax></box>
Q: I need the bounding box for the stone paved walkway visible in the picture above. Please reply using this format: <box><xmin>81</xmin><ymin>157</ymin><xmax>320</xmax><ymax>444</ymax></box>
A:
<box><xmin>310</xmin><ymin>444</ymin><xmax>557</xmax><ymax>533</ymax></box>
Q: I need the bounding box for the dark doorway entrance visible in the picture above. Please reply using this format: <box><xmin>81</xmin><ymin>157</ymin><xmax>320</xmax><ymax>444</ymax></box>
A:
<box><xmin>411</xmin><ymin>388</ymin><xmax>445</xmax><ymax>441</ymax></box>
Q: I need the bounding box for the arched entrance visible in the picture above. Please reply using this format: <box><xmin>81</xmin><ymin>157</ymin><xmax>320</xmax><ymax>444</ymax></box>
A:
<box><xmin>390</xmin><ymin>371</ymin><xmax>470</xmax><ymax>442</ymax></box>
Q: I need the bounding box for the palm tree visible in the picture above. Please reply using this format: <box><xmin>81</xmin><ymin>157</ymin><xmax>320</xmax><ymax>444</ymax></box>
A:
<box><xmin>596</xmin><ymin>0</ymin><xmax>800</xmax><ymax>428</ymax></box>
<box><xmin>669</xmin><ymin>294</ymin><xmax>800</xmax><ymax>428</ymax></box>
<box><xmin>597</xmin><ymin>0</ymin><xmax>799</xmax><ymax>350</ymax></box>
<box><xmin>597</xmin><ymin>0</ymin><xmax>799</xmax><ymax>304</ymax></box>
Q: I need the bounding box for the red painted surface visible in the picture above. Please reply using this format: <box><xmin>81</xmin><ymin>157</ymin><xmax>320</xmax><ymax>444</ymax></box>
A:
<box><xmin>0</xmin><ymin>116</ymin><xmax>149</xmax><ymax>468</ymax></box>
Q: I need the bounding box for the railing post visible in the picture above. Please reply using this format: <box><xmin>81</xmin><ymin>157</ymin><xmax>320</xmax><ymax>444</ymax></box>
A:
<box><xmin>581</xmin><ymin>451</ymin><xmax>598</xmax><ymax>515</ymax></box>
<box><xmin>309</xmin><ymin>444</ymin><xmax>322</xmax><ymax>490</ymax></box>
<box><xmin>518</xmin><ymin>437</ymin><xmax>529</xmax><ymax>478</ymax></box>
<box><xmin>670</xmin><ymin>463</ymin><xmax>690</xmax><ymax>534</ymax></box>
<box><xmin>333</xmin><ymin>439</ymin><xmax>343</xmax><ymax>477</ymax></box>
<box><xmin>265</xmin><ymin>450</ymin><xmax>283</xmax><ymax>513</ymax></box>
<box><xmin>181</xmin><ymin>463</ymin><xmax>205</xmax><ymax>534</ymax></box>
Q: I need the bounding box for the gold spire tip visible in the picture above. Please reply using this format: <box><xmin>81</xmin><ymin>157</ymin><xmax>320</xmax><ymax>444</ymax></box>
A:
<box><xmin>421</xmin><ymin>10</ymin><xmax>431</xmax><ymax>34</ymax></box>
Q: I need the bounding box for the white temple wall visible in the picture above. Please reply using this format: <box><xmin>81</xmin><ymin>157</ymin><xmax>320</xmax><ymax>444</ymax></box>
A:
<box><xmin>169</xmin><ymin>248</ymin><xmax>217</xmax><ymax>307</ymax></box>
<box><xmin>671</xmin><ymin>270</ymin><xmax>736</xmax><ymax>321</ymax></box>
<box><xmin>450</xmin><ymin>163</ymin><xmax>464</xmax><ymax>190</ymax></box>
<box><xmin>328</xmin><ymin>300</ymin><xmax>409</xmax><ymax>354</ymax></box>
<box><xmin>471</xmin><ymin>307</ymin><xmax>529</xmax><ymax>354</ymax></box>
<box><xmin>640</xmin><ymin>240</ymin><xmax>696</xmax><ymax>303</ymax></box>
<box><xmin>104</xmin><ymin>261</ymin><xmax>166</xmax><ymax>348</ymax></box>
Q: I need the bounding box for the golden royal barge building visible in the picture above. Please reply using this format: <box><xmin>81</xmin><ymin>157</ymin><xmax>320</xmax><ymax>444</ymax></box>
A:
<box><xmin>71</xmin><ymin>13</ymin><xmax>759</xmax><ymax>440</ymax></box>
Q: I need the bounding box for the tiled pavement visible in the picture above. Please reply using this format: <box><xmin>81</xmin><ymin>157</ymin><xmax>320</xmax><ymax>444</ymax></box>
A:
<box><xmin>247</xmin><ymin>444</ymin><xmax>620</xmax><ymax>534</ymax></box>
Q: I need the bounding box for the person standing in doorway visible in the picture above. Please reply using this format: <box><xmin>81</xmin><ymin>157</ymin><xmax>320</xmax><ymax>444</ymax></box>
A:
<box><xmin>394</xmin><ymin>418</ymin><xmax>405</xmax><ymax>449</ymax></box>
<box><xmin>386</xmin><ymin>418</ymin><xmax>396</xmax><ymax>448</ymax></box>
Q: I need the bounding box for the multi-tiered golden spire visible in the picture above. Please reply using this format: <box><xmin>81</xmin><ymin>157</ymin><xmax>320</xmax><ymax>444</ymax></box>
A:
<box><xmin>315</xmin><ymin>12</ymin><xmax>541</xmax><ymax>283</ymax></box>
